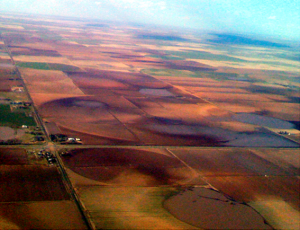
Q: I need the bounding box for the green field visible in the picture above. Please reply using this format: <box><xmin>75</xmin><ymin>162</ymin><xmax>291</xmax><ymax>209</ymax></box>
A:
<box><xmin>142</xmin><ymin>68</ymin><xmax>262</xmax><ymax>83</ymax></box>
<box><xmin>166</xmin><ymin>50</ymin><xmax>248</xmax><ymax>62</ymax></box>
<box><xmin>16</xmin><ymin>62</ymin><xmax>80</xmax><ymax>72</ymax></box>
<box><xmin>0</xmin><ymin>104</ymin><xmax>36</xmax><ymax>127</ymax></box>
<box><xmin>72</xmin><ymin>39</ymin><xmax>101</xmax><ymax>45</ymax></box>
<box><xmin>0</xmin><ymin>52</ymin><xmax>9</xmax><ymax>56</ymax></box>
<box><xmin>141</xmin><ymin>68</ymin><xmax>196</xmax><ymax>77</ymax></box>
<box><xmin>148</xmin><ymin>55</ymin><xmax>184</xmax><ymax>60</ymax></box>
<box><xmin>16</xmin><ymin>62</ymin><xmax>50</xmax><ymax>70</ymax></box>
<box><xmin>48</xmin><ymin>63</ymin><xmax>81</xmax><ymax>72</ymax></box>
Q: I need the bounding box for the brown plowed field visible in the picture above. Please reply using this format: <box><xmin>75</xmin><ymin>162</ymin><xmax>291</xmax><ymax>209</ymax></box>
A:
<box><xmin>203</xmin><ymin>176</ymin><xmax>300</xmax><ymax>210</ymax></box>
<box><xmin>168</xmin><ymin>148</ymin><xmax>300</xmax><ymax>212</ymax></box>
<box><xmin>0</xmin><ymin>148</ymin><xmax>28</xmax><ymax>165</ymax></box>
<box><xmin>0</xmin><ymin>165</ymin><xmax>70</xmax><ymax>202</ymax></box>
<box><xmin>170</xmin><ymin>148</ymin><xmax>298</xmax><ymax>176</ymax></box>
<box><xmin>59</xmin><ymin>126</ymin><xmax>138</xmax><ymax>145</ymax></box>
<box><xmin>0</xmin><ymin>201</ymin><xmax>87</xmax><ymax>229</ymax></box>
<box><xmin>10</xmin><ymin>47</ymin><xmax>62</xmax><ymax>56</ymax></box>
<box><xmin>0</xmin><ymin>80</ymin><xmax>16</xmax><ymax>92</ymax></box>
<box><xmin>62</xmin><ymin>148</ymin><xmax>197</xmax><ymax>186</ymax></box>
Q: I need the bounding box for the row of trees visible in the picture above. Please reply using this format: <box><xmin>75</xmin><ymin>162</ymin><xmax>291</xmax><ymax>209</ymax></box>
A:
<box><xmin>0</xmin><ymin>138</ymin><xmax>22</xmax><ymax>145</ymax></box>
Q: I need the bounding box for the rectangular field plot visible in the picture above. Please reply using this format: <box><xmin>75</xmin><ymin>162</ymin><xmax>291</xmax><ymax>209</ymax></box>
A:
<box><xmin>203</xmin><ymin>175</ymin><xmax>300</xmax><ymax>209</ymax></box>
<box><xmin>0</xmin><ymin>148</ymin><xmax>28</xmax><ymax>165</ymax></box>
<box><xmin>16</xmin><ymin>62</ymin><xmax>50</xmax><ymax>70</ymax></box>
<box><xmin>0</xmin><ymin>165</ymin><xmax>70</xmax><ymax>202</ymax></box>
<box><xmin>0</xmin><ymin>201</ymin><xmax>87</xmax><ymax>229</ymax></box>
<box><xmin>61</xmin><ymin>147</ymin><xmax>201</xmax><ymax>187</ymax></box>
<box><xmin>0</xmin><ymin>104</ymin><xmax>36</xmax><ymax>127</ymax></box>
<box><xmin>170</xmin><ymin>148</ymin><xmax>299</xmax><ymax>176</ymax></box>
<box><xmin>78</xmin><ymin>186</ymin><xmax>197</xmax><ymax>230</ymax></box>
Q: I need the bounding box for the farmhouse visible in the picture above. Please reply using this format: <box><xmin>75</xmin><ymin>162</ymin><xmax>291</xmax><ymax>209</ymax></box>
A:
<box><xmin>11</xmin><ymin>86</ymin><xmax>24</xmax><ymax>92</ymax></box>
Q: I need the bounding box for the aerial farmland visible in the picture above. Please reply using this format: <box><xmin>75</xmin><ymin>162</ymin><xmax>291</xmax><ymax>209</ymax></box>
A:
<box><xmin>0</xmin><ymin>12</ymin><xmax>299</xmax><ymax>229</ymax></box>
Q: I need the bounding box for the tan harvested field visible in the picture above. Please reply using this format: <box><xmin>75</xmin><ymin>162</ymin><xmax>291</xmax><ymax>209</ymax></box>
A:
<box><xmin>70</xmin><ymin>75</ymin><xmax>130</xmax><ymax>89</ymax></box>
<box><xmin>15</xmin><ymin>42</ymin><xmax>57</xmax><ymax>50</ymax></box>
<box><xmin>211</xmin><ymin>102</ymin><xmax>261</xmax><ymax>113</ymax></box>
<box><xmin>0</xmin><ymin>201</ymin><xmax>87</xmax><ymax>229</ymax></box>
<box><xmin>77</xmin><ymin>186</ymin><xmax>199</xmax><ymax>230</ymax></box>
<box><xmin>249</xmin><ymin>199</ymin><xmax>300</xmax><ymax>230</ymax></box>
<box><xmin>14</xmin><ymin>55</ymin><xmax>72</xmax><ymax>64</ymax></box>
<box><xmin>201</xmin><ymin>176</ymin><xmax>300</xmax><ymax>209</ymax></box>
<box><xmin>19</xmin><ymin>68</ymin><xmax>84</xmax><ymax>95</ymax></box>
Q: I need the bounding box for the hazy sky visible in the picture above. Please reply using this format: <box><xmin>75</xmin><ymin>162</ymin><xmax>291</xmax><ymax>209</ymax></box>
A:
<box><xmin>1</xmin><ymin>0</ymin><xmax>299</xmax><ymax>40</ymax></box>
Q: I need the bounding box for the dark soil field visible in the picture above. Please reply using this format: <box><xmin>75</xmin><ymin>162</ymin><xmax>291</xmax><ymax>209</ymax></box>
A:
<box><xmin>62</xmin><ymin>148</ymin><xmax>196</xmax><ymax>186</ymax></box>
<box><xmin>0</xmin><ymin>165</ymin><xmax>70</xmax><ymax>202</ymax></box>
<box><xmin>0</xmin><ymin>148</ymin><xmax>28</xmax><ymax>165</ymax></box>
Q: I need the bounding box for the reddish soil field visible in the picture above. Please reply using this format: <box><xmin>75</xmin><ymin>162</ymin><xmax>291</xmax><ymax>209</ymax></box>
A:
<box><xmin>203</xmin><ymin>176</ymin><xmax>300</xmax><ymax>210</ymax></box>
<box><xmin>10</xmin><ymin>47</ymin><xmax>62</xmax><ymax>56</ymax></box>
<box><xmin>45</xmin><ymin>121</ymin><xmax>62</xmax><ymax>134</ymax></box>
<box><xmin>62</xmin><ymin>148</ymin><xmax>195</xmax><ymax>186</ymax></box>
<box><xmin>59</xmin><ymin>126</ymin><xmax>138</xmax><ymax>145</ymax></box>
<box><xmin>0</xmin><ymin>65</ymin><xmax>14</xmax><ymax>73</ymax></box>
<box><xmin>128</xmin><ymin>124</ymin><xmax>221</xmax><ymax>146</ymax></box>
<box><xmin>250</xmin><ymin>149</ymin><xmax>300</xmax><ymax>174</ymax></box>
<box><xmin>0</xmin><ymin>165</ymin><xmax>70</xmax><ymax>202</ymax></box>
<box><xmin>84</xmin><ymin>69</ymin><xmax>155</xmax><ymax>83</ymax></box>
<box><xmin>0</xmin><ymin>79</ymin><xmax>17</xmax><ymax>92</ymax></box>
<box><xmin>69</xmin><ymin>75</ymin><xmax>130</xmax><ymax>90</ymax></box>
<box><xmin>0</xmin><ymin>148</ymin><xmax>28</xmax><ymax>165</ymax></box>
<box><xmin>170</xmin><ymin>148</ymin><xmax>298</xmax><ymax>176</ymax></box>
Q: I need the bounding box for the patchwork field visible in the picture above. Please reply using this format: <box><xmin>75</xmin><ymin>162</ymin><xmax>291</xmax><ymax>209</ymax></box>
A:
<box><xmin>59</xmin><ymin>147</ymin><xmax>299</xmax><ymax>229</ymax></box>
<box><xmin>0</xmin><ymin>147</ymin><xmax>87</xmax><ymax>229</ymax></box>
<box><xmin>0</xmin><ymin>13</ymin><xmax>299</xmax><ymax>230</ymax></box>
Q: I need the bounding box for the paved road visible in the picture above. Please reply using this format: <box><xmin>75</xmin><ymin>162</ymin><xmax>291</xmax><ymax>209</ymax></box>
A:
<box><xmin>2</xmin><ymin>40</ymin><xmax>93</xmax><ymax>230</ymax></box>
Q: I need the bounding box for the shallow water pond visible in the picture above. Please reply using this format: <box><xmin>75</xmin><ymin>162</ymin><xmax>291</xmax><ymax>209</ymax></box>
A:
<box><xmin>232</xmin><ymin>113</ymin><xmax>296</xmax><ymax>129</ymax></box>
<box><xmin>139</xmin><ymin>88</ymin><xmax>174</xmax><ymax>97</ymax></box>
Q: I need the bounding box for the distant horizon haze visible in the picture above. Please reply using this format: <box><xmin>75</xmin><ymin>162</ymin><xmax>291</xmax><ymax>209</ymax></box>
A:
<box><xmin>0</xmin><ymin>0</ymin><xmax>299</xmax><ymax>41</ymax></box>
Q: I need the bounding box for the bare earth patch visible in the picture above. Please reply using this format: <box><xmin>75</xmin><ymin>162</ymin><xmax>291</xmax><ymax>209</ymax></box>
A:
<box><xmin>164</xmin><ymin>187</ymin><xmax>272</xmax><ymax>229</ymax></box>
<box><xmin>0</xmin><ymin>201</ymin><xmax>87</xmax><ymax>229</ymax></box>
